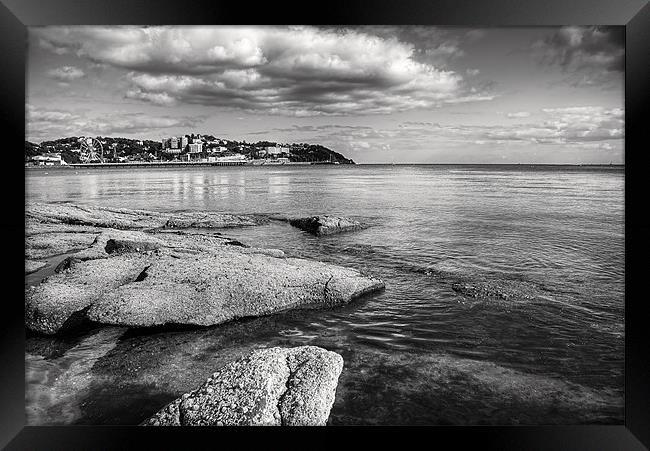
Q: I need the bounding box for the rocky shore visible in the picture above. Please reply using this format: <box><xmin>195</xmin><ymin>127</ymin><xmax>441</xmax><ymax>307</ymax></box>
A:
<box><xmin>143</xmin><ymin>346</ymin><xmax>343</xmax><ymax>426</ymax></box>
<box><xmin>24</xmin><ymin>202</ymin><xmax>383</xmax><ymax>425</ymax></box>
<box><xmin>25</xmin><ymin>203</ymin><xmax>384</xmax><ymax>335</ymax></box>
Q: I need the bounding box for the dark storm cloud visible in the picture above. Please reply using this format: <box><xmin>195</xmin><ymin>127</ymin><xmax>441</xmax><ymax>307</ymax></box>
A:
<box><xmin>32</xmin><ymin>26</ymin><xmax>494</xmax><ymax>116</ymax></box>
<box><xmin>534</xmin><ymin>26</ymin><xmax>624</xmax><ymax>86</ymax></box>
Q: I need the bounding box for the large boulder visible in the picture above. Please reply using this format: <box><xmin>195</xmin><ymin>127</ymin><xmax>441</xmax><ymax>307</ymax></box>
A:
<box><xmin>25</xmin><ymin>236</ymin><xmax>384</xmax><ymax>335</ymax></box>
<box><xmin>289</xmin><ymin>216</ymin><xmax>363</xmax><ymax>236</ymax></box>
<box><xmin>142</xmin><ymin>346</ymin><xmax>343</xmax><ymax>426</ymax></box>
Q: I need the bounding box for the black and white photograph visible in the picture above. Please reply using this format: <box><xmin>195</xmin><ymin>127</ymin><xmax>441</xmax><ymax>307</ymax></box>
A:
<box><xmin>23</xmin><ymin>24</ymin><xmax>626</xmax><ymax>427</ymax></box>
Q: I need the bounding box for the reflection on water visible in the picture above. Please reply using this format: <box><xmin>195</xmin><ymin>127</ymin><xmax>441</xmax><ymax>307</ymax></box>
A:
<box><xmin>25</xmin><ymin>165</ymin><xmax>624</xmax><ymax>424</ymax></box>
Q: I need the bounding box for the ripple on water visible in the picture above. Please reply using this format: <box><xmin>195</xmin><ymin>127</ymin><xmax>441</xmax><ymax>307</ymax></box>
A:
<box><xmin>24</xmin><ymin>166</ymin><xmax>624</xmax><ymax>425</ymax></box>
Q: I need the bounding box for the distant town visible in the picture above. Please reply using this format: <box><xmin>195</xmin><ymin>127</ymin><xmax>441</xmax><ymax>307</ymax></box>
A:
<box><xmin>25</xmin><ymin>134</ymin><xmax>355</xmax><ymax>167</ymax></box>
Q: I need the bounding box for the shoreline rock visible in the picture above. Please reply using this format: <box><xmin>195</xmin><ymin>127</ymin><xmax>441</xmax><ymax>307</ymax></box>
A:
<box><xmin>142</xmin><ymin>346</ymin><xmax>343</xmax><ymax>426</ymax></box>
<box><xmin>27</xmin><ymin>202</ymin><xmax>269</xmax><ymax>230</ymax></box>
<box><xmin>25</xmin><ymin>259</ymin><xmax>47</xmax><ymax>274</ymax></box>
<box><xmin>25</xmin><ymin>204</ymin><xmax>385</xmax><ymax>335</ymax></box>
<box><xmin>288</xmin><ymin>216</ymin><xmax>363</xmax><ymax>236</ymax></box>
<box><xmin>26</xmin><ymin>245</ymin><xmax>384</xmax><ymax>334</ymax></box>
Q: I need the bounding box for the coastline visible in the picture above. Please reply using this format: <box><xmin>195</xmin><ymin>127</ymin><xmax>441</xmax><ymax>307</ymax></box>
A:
<box><xmin>24</xmin><ymin>162</ymin><xmax>624</xmax><ymax>170</ymax></box>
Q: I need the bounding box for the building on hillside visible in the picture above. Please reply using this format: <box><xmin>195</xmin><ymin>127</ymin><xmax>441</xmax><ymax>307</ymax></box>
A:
<box><xmin>162</xmin><ymin>136</ymin><xmax>182</xmax><ymax>154</ymax></box>
<box><xmin>188</xmin><ymin>142</ymin><xmax>203</xmax><ymax>153</ymax></box>
<box><xmin>265</xmin><ymin>146</ymin><xmax>290</xmax><ymax>156</ymax></box>
<box><xmin>26</xmin><ymin>153</ymin><xmax>65</xmax><ymax>166</ymax></box>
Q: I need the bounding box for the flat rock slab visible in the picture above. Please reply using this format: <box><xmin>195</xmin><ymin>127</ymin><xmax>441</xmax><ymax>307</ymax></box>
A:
<box><xmin>25</xmin><ymin>228</ymin><xmax>384</xmax><ymax>335</ymax></box>
<box><xmin>27</xmin><ymin>202</ymin><xmax>269</xmax><ymax>230</ymax></box>
<box><xmin>26</xmin><ymin>248</ymin><xmax>383</xmax><ymax>334</ymax></box>
<box><xmin>142</xmin><ymin>346</ymin><xmax>343</xmax><ymax>426</ymax></box>
<box><xmin>289</xmin><ymin>216</ymin><xmax>363</xmax><ymax>236</ymax></box>
<box><xmin>25</xmin><ymin>203</ymin><xmax>384</xmax><ymax>335</ymax></box>
<box><xmin>25</xmin><ymin>259</ymin><xmax>47</xmax><ymax>274</ymax></box>
<box><xmin>25</xmin><ymin>232</ymin><xmax>100</xmax><ymax>260</ymax></box>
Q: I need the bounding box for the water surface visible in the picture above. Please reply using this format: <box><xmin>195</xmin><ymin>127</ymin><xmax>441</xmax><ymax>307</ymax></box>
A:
<box><xmin>25</xmin><ymin>164</ymin><xmax>625</xmax><ymax>425</ymax></box>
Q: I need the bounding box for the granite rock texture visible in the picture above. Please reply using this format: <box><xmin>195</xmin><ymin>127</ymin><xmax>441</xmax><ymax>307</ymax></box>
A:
<box><xmin>25</xmin><ymin>204</ymin><xmax>384</xmax><ymax>335</ymax></box>
<box><xmin>288</xmin><ymin>216</ymin><xmax>363</xmax><ymax>236</ymax></box>
<box><xmin>142</xmin><ymin>346</ymin><xmax>343</xmax><ymax>426</ymax></box>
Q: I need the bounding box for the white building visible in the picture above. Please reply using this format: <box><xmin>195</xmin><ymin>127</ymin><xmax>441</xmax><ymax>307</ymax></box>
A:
<box><xmin>265</xmin><ymin>146</ymin><xmax>290</xmax><ymax>155</ymax></box>
<box><xmin>188</xmin><ymin>142</ymin><xmax>203</xmax><ymax>153</ymax></box>
<box><xmin>27</xmin><ymin>154</ymin><xmax>65</xmax><ymax>166</ymax></box>
<box><xmin>216</xmin><ymin>154</ymin><xmax>247</xmax><ymax>162</ymax></box>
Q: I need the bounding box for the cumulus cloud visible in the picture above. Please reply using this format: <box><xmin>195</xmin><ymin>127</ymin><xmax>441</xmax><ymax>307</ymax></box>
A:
<box><xmin>534</xmin><ymin>26</ymin><xmax>624</xmax><ymax>86</ymax></box>
<box><xmin>26</xmin><ymin>105</ymin><xmax>203</xmax><ymax>141</ymax></box>
<box><xmin>46</xmin><ymin>65</ymin><xmax>86</xmax><ymax>81</ymax></box>
<box><xmin>33</xmin><ymin>26</ymin><xmax>494</xmax><ymax>115</ymax></box>
<box><xmin>356</xmin><ymin>26</ymin><xmax>478</xmax><ymax>68</ymax></box>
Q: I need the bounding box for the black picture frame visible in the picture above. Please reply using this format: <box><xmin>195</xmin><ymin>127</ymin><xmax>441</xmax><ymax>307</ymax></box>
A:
<box><xmin>1</xmin><ymin>0</ymin><xmax>648</xmax><ymax>448</ymax></box>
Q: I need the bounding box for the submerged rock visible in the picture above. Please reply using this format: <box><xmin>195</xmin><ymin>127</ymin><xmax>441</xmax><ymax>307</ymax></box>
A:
<box><xmin>289</xmin><ymin>216</ymin><xmax>363</xmax><ymax>236</ymax></box>
<box><xmin>451</xmin><ymin>280</ymin><xmax>535</xmax><ymax>302</ymax></box>
<box><xmin>142</xmin><ymin>346</ymin><xmax>343</xmax><ymax>426</ymax></box>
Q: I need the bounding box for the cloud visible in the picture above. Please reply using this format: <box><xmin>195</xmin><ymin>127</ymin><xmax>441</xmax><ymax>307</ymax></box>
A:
<box><xmin>506</xmin><ymin>111</ymin><xmax>531</xmax><ymax>118</ymax></box>
<box><xmin>533</xmin><ymin>26</ymin><xmax>624</xmax><ymax>86</ymax></box>
<box><xmin>355</xmin><ymin>26</ymin><xmax>480</xmax><ymax>68</ymax></box>
<box><xmin>248</xmin><ymin>124</ymin><xmax>373</xmax><ymax>135</ymax></box>
<box><xmin>33</xmin><ymin>26</ymin><xmax>494</xmax><ymax>116</ymax></box>
<box><xmin>26</xmin><ymin>105</ymin><xmax>203</xmax><ymax>141</ymax></box>
<box><xmin>46</xmin><ymin>65</ymin><xmax>86</xmax><ymax>81</ymax></box>
<box><xmin>252</xmin><ymin>106</ymin><xmax>623</xmax><ymax>155</ymax></box>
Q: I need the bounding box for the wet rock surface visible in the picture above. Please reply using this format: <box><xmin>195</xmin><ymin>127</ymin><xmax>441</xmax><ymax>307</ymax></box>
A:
<box><xmin>288</xmin><ymin>216</ymin><xmax>363</xmax><ymax>236</ymax></box>
<box><xmin>142</xmin><ymin>346</ymin><xmax>343</xmax><ymax>426</ymax></box>
<box><xmin>451</xmin><ymin>280</ymin><xmax>538</xmax><ymax>302</ymax></box>
<box><xmin>25</xmin><ymin>203</ymin><xmax>385</xmax><ymax>335</ymax></box>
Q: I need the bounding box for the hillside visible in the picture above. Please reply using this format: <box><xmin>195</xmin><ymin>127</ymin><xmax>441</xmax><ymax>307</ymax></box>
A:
<box><xmin>25</xmin><ymin>137</ymin><xmax>355</xmax><ymax>164</ymax></box>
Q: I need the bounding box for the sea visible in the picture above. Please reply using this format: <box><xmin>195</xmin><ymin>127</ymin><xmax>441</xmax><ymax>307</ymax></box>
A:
<box><xmin>24</xmin><ymin>164</ymin><xmax>625</xmax><ymax>425</ymax></box>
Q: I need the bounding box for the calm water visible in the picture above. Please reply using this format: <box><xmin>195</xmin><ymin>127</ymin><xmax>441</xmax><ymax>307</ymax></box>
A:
<box><xmin>25</xmin><ymin>165</ymin><xmax>625</xmax><ymax>425</ymax></box>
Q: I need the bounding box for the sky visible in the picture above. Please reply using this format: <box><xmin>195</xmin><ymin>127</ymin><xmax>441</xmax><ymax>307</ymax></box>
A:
<box><xmin>26</xmin><ymin>26</ymin><xmax>624</xmax><ymax>164</ymax></box>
